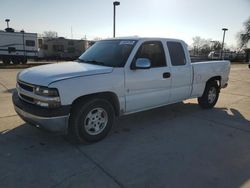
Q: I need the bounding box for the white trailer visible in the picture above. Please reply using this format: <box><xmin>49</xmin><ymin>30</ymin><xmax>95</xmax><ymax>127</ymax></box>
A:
<box><xmin>0</xmin><ymin>30</ymin><xmax>38</xmax><ymax>64</ymax></box>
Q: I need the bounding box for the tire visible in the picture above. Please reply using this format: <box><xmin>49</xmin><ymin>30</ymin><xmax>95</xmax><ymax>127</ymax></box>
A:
<box><xmin>2</xmin><ymin>58</ymin><xmax>10</xmax><ymax>65</ymax></box>
<box><xmin>12</xmin><ymin>58</ymin><xmax>20</xmax><ymax>65</ymax></box>
<box><xmin>68</xmin><ymin>98</ymin><xmax>115</xmax><ymax>144</ymax></box>
<box><xmin>198</xmin><ymin>81</ymin><xmax>220</xmax><ymax>109</ymax></box>
<box><xmin>21</xmin><ymin>58</ymin><xmax>28</xmax><ymax>64</ymax></box>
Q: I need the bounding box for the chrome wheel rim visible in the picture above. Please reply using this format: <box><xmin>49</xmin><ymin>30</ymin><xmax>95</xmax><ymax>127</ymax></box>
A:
<box><xmin>84</xmin><ymin>108</ymin><xmax>108</xmax><ymax>135</ymax></box>
<box><xmin>208</xmin><ymin>87</ymin><xmax>217</xmax><ymax>104</ymax></box>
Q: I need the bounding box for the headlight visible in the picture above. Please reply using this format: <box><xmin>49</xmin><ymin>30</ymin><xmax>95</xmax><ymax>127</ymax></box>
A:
<box><xmin>34</xmin><ymin>86</ymin><xmax>59</xmax><ymax>97</ymax></box>
<box><xmin>34</xmin><ymin>86</ymin><xmax>61</xmax><ymax>108</ymax></box>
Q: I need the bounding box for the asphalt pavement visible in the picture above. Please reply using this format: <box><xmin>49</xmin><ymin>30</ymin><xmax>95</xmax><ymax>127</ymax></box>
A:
<box><xmin>0</xmin><ymin>63</ymin><xmax>250</xmax><ymax>188</ymax></box>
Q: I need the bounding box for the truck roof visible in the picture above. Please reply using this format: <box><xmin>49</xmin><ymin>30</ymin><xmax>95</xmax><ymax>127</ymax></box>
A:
<box><xmin>103</xmin><ymin>36</ymin><xmax>185</xmax><ymax>43</ymax></box>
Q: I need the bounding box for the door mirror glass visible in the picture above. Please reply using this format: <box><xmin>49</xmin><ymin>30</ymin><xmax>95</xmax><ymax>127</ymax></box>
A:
<box><xmin>135</xmin><ymin>58</ymin><xmax>151</xmax><ymax>69</ymax></box>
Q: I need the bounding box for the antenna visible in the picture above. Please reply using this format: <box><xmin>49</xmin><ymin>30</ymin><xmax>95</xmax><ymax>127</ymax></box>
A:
<box><xmin>71</xmin><ymin>26</ymin><xmax>73</xmax><ymax>39</ymax></box>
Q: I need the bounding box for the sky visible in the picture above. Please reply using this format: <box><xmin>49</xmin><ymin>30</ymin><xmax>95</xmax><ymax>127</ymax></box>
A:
<box><xmin>0</xmin><ymin>0</ymin><xmax>249</xmax><ymax>48</ymax></box>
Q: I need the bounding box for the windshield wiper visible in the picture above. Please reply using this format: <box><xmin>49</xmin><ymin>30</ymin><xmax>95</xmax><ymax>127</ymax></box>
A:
<box><xmin>78</xmin><ymin>59</ymin><xmax>106</xmax><ymax>66</ymax></box>
<box><xmin>85</xmin><ymin>60</ymin><xmax>106</xmax><ymax>66</ymax></box>
<box><xmin>77</xmin><ymin>58</ymin><xmax>85</xmax><ymax>63</ymax></box>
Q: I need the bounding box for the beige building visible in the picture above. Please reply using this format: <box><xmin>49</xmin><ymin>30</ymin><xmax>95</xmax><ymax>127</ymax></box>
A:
<box><xmin>38</xmin><ymin>37</ymin><xmax>89</xmax><ymax>60</ymax></box>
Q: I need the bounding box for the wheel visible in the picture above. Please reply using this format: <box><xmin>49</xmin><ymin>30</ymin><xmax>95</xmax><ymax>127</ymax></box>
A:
<box><xmin>21</xmin><ymin>58</ymin><xmax>27</xmax><ymax>64</ymax></box>
<box><xmin>198</xmin><ymin>81</ymin><xmax>220</xmax><ymax>109</ymax></box>
<box><xmin>68</xmin><ymin>98</ymin><xmax>115</xmax><ymax>143</ymax></box>
<box><xmin>12</xmin><ymin>59</ymin><xmax>20</xmax><ymax>65</ymax></box>
<box><xmin>2</xmin><ymin>58</ymin><xmax>10</xmax><ymax>65</ymax></box>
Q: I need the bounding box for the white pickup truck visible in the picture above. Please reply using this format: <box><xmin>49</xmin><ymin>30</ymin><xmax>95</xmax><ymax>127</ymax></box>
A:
<box><xmin>13</xmin><ymin>37</ymin><xmax>230</xmax><ymax>143</ymax></box>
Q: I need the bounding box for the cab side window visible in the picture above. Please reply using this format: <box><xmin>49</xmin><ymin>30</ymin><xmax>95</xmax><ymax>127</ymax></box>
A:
<box><xmin>134</xmin><ymin>41</ymin><xmax>166</xmax><ymax>68</ymax></box>
<box><xmin>167</xmin><ymin>41</ymin><xmax>186</xmax><ymax>66</ymax></box>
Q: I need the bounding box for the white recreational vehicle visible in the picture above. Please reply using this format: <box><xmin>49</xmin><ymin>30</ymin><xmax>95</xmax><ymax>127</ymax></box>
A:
<box><xmin>0</xmin><ymin>29</ymin><xmax>38</xmax><ymax>64</ymax></box>
<box><xmin>208</xmin><ymin>50</ymin><xmax>236</xmax><ymax>60</ymax></box>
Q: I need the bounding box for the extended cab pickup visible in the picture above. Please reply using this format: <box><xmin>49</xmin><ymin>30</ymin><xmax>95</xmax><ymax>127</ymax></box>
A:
<box><xmin>13</xmin><ymin>37</ymin><xmax>230</xmax><ymax>143</ymax></box>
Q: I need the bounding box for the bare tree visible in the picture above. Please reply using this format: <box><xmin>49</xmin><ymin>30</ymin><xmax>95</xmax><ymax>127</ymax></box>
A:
<box><xmin>238</xmin><ymin>17</ymin><xmax>250</xmax><ymax>49</ymax></box>
<box><xmin>211</xmin><ymin>41</ymin><xmax>222</xmax><ymax>51</ymax></box>
<box><xmin>43</xmin><ymin>31</ymin><xmax>58</xmax><ymax>38</ymax></box>
<box><xmin>192</xmin><ymin>36</ymin><xmax>203</xmax><ymax>51</ymax></box>
<box><xmin>93</xmin><ymin>37</ymin><xmax>102</xmax><ymax>41</ymax></box>
<box><xmin>192</xmin><ymin>36</ymin><xmax>213</xmax><ymax>55</ymax></box>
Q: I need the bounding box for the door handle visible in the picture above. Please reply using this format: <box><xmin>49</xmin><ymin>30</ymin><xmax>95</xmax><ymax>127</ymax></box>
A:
<box><xmin>163</xmin><ymin>72</ymin><xmax>171</xmax><ymax>78</ymax></box>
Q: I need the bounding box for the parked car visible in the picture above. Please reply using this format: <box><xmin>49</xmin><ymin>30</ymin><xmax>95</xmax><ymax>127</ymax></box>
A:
<box><xmin>13</xmin><ymin>37</ymin><xmax>230</xmax><ymax>143</ymax></box>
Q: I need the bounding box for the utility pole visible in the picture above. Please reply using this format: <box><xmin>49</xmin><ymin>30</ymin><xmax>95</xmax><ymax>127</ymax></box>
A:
<box><xmin>71</xmin><ymin>26</ymin><xmax>73</xmax><ymax>39</ymax></box>
<box><xmin>113</xmin><ymin>1</ymin><xmax>120</xmax><ymax>38</ymax></box>
<box><xmin>221</xmin><ymin>28</ymin><xmax>228</xmax><ymax>60</ymax></box>
<box><xmin>5</xmin><ymin>19</ymin><xmax>10</xmax><ymax>28</ymax></box>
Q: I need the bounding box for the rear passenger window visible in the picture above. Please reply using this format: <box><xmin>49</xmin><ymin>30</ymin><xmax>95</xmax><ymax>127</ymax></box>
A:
<box><xmin>135</xmin><ymin>41</ymin><xmax>166</xmax><ymax>68</ymax></box>
<box><xmin>167</xmin><ymin>42</ymin><xmax>186</xmax><ymax>66</ymax></box>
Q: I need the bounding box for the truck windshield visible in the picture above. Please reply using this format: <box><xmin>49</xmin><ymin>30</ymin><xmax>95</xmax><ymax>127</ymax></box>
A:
<box><xmin>78</xmin><ymin>40</ymin><xmax>137</xmax><ymax>67</ymax></box>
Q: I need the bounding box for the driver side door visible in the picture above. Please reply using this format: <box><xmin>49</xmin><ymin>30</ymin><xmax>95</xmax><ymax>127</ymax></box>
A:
<box><xmin>125</xmin><ymin>41</ymin><xmax>171</xmax><ymax>113</ymax></box>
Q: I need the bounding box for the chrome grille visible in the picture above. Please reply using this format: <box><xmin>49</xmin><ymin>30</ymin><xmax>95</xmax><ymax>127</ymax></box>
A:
<box><xmin>16</xmin><ymin>80</ymin><xmax>60</xmax><ymax>107</ymax></box>
<box><xmin>20</xmin><ymin>93</ymin><xmax>34</xmax><ymax>103</ymax></box>
<box><xmin>18</xmin><ymin>81</ymin><xmax>34</xmax><ymax>92</ymax></box>
<box><xmin>17</xmin><ymin>80</ymin><xmax>35</xmax><ymax>104</ymax></box>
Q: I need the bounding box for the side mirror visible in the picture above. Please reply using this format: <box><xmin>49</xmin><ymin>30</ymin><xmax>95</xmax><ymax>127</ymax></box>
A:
<box><xmin>135</xmin><ymin>58</ymin><xmax>151</xmax><ymax>69</ymax></box>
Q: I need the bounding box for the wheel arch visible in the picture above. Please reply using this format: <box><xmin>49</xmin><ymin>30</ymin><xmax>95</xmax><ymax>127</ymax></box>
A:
<box><xmin>71</xmin><ymin>92</ymin><xmax>121</xmax><ymax>117</ymax></box>
<box><xmin>206</xmin><ymin>76</ymin><xmax>221</xmax><ymax>88</ymax></box>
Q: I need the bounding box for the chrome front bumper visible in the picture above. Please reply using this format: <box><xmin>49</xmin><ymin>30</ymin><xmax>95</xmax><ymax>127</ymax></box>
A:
<box><xmin>14</xmin><ymin>105</ymin><xmax>69</xmax><ymax>132</ymax></box>
<box><xmin>12</xmin><ymin>90</ymin><xmax>70</xmax><ymax>133</ymax></box>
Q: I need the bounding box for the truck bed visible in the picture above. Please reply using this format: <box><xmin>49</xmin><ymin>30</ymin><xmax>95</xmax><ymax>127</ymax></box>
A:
<box><xmin>190</xmin><ymin>60</ymin><xmax>230</xmax><ymax>97</ymax></box>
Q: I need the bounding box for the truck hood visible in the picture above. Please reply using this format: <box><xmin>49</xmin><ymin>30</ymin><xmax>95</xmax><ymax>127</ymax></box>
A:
<box><xmin>18</xmin><ymin>61</ymin><xmax>113</xmax><ymax>86</ymax></box>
